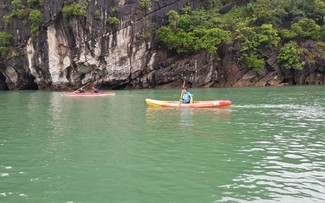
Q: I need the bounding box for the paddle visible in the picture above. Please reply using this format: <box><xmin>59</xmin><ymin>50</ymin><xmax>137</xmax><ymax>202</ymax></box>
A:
<box><xmin>74</xmin><ymin>83</ymin><xmax>90</xmax><ymax>92</ymax></box>
<box><xmin>179</xmin><ymin>80</ymin><xmax>186</xmax><ymax>107</ymax></box>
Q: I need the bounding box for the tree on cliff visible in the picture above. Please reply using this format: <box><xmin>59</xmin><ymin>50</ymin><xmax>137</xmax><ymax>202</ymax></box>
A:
<box><xmin>156</xmin><ymin>0</ymin><xmax>325</xmax><ymax>72</ymax></box>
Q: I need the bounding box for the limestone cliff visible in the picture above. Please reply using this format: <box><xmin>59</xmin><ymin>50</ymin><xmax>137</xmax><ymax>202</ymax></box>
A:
<box><xmin>0</xmin><ymin>0</ymin><xmax>325</xmax><ymax>90</ymax></box>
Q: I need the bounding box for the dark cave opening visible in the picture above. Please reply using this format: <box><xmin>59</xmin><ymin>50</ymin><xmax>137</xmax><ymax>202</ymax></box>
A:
<box><xmin>25</xmin><ymin>75</ymin><xmax>39</xmax><ymax>90</ymax></box>
<box><xmin>0</xmin><ymin>72</ymin><xmax>9</xmax><ymax>90</ymax></box>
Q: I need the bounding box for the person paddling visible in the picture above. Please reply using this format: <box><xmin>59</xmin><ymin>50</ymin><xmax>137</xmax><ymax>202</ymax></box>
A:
<box><xmin>78</xmin><ymin>87</ymin><xmax>85</xmax><ymax>93</ymax></box>
<box><xmin>180</xmin><ymin>88</ymin><xmax>193</xmax><ymax>104</ymax></box>
<box><xmin>92</xmin><ymin>83</ymin><xmax>99</xmax><ymax>93</ymax></box>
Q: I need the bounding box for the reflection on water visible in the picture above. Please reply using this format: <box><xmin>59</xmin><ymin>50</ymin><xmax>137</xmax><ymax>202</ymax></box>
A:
<box><xmin>146</xmin><ymin>107</ymin><xmax>232</xmax><ymax>140</ymax></box>
<box><xmin>146</xmin><ymin>107</ymin><xmax>232</xmax><ymax>127</ymax></box>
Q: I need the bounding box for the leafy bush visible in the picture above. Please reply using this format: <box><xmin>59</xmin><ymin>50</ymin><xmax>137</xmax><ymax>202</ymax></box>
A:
<box><xmin>277</xmin><ymin>41</ymin><xmax>305</xmax><ymax>70</ymax></box>
<box><xmin>167</xmin><ymin>10</ymin><xmax>179</xmax><ymax>30</ymax></box>
<box><xmin>29</xmin><ymin>9</ymin><xmax>42</xmax><ymax>24</ymax></box>
<box><xmin>201</xmin><ymin>0</ymin><xmax>232</xmax><ymax>8</ymax></box>
<box><xmin>156</xmin><ymin>26</ymin><xmax>176</xmax><ymax>47</ymax></box>
<box><xmin>157</xmin><ymin>27</ymin><xmax>195</xmax><ymax>54</ymax></box>
<box><xmin>95</xmin><ymin>9</ymin><xmax>101</xmax><ymax>20</ymax></box>
<box><xmin>244</xmin><ymin>54</ymin><xmax>265</xmax><ymax>71</ymax></box>
<box><xmin>110</xmin><ymin>7</ymin><xmax>118</xmax><ymax>13</ymax></box>
<box><xmin>178</xmin><ymin>13</ymin><xmax>194</xmax><ymax>32</ymax></box>
<box><xmin>0</xmin><ymin>47</ymin><xmax>9</xmax><ymax>58</ymax></box>
<box><xmin>157</xmin><ymin>8</ymin><xmax>230</xmax><ymax>54</ymax></box>
<box><xmin>245</xmin><ymin>3</ymin><xmax>280</xmax><ymax>26</ymax></box>
<box><xmin>236</xmin><ymin>24</ymin><xmax>279</xmax><ymax>55</ymax></box>
<box><xmin>291</xmin><ymin>18</ymin><xmax>320</xmax><ymax>39</ymax></box>
<box><xmin>157</xmin><ymin>0</ymin><xmax>325</xmax><ymax>64</ymax></box>
<box><xmin>28</xmin><ymin>0</ymin><xmax>43</xmax><ymax>7</ymax></box>
<box><xmin>29</xmin><ymin>9</ymin><xmax>43</xmax><ymax>35</ymax></box>
<box><xmin>3</xmin><ymin>8</ymin><xmax>26</xmax><ymax>23</ymax></box>
<box><xmin>218</xmin><ymin>6</ymin><xmax>252</xmax><ymax>32</ymax></box>
<box><xmin>11</xmin><ymin>9</ymin><xmax>26</xmax><ymax>18</ymax></box>
<box><xmin>181</xmin><ymin>6</ymin><xmax>191</xmax><ymax>15</ymax></box>
<box><xmin>194</xmin><ymin>28</ymin><xmax>229</xmax><ymax>53</ymax></box>
<box><xmin>257</xmin><ymin>24</ymin><xmax>280</xmax><ymax>47</ymax></box>
<box><xmin>0</xmin><ymin>32</ymin><xmax>12</xmax><ymax>46</ymax></box>
<box><xmin>157</xmin><ymin>25</ymin><xmax>229</xmax><ymax>54</ymax></box>
<box><xmin>62</xmin><ymin>2</ymin><xmax>87</xmax><ymax>17</ymax></box>
<box><xmin>12</xmin><ymin>0</ymin><xmax>24</xmax><ymax>9</ymax></box>
<box><xmin>139</xmin><ymin>0</ymin><xmax>150</xmax><ymax>10</ymax></box>
<box><xmin>0</xmin><ymin>32</ymin><xmax>12</xmax><ymax>57</ymax></box>
<box><xmin>315</xmin><ymin>26</ymin><xmax>325</xmax><ymax>41</ymax></box>
<box><xmin>278</xmin><ymin>29</ymin><xmax>297</xmax><ymax>40</ymax></box>
<box><xmin>316</xmin><ymin>41</ymin><xmax>325</xmax><ymax>58</ymax></box>
<box><xmin>12</xmin><ymin>50</ymin><xmax>20</xmax><ymax>58</ymax></box>
<box><xmin>107</xmin><ymin>16</ymin><xmax>120</xmax><ymax>26</ymax></box>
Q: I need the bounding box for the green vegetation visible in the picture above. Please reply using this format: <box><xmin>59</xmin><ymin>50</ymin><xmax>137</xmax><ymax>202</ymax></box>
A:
<box><xmin>277</xmin><ymin>41</ymin><xmax>305</xmax><ymax>70</ymax></box>
<box><xmin>27</xmin><ymin>0</ymin><xmax>43</xmax><ymax>7</ymax></box>
<box><xmin>110</xmin><ymin>7</ymin><xmax>118</xmax><ymax>14</ymax></box>
<box><xmin>157</xmin><ymin>8</ymin><xmax>229</xmax><ymax>54</ymax></box>
<box><xmin>156</xmin><ymin>0</ymin><xmax>325</xmax><ymax>70</ymax></box>
<box><xmin>0</xmin><ymin>32</ymin><xmax>12</xmax><ymax>46</ymax></box>
<box><xmin>62</xmin><ymin>2</ymin><xmax>87</xmax><ymax>17</ymax></box>
<box><xmin>316</xmin><ymin>41</ymin><xmax>325</xmax><ymax>58</ymax></box>
<box><xmin>3</xmin><ymin>9</ymin><xmax>25</xmax><ymax>23</ymax></box>
<box><xmin>3</xmin><ymin>0</ymin><xmax>44</xmax><ymax>37</ymax></box>
<box><xmin>3</xmin><ymin>0</ymin><xmax>325</xmax><ymax>73</ymax></box>
<box><xmin>0</xmin><ymin>47</ymin><xmax>8</xmax><ymax>58</ymax></box>
<box><xmin>244</xmin><ymin>54</ymin><xmax>265</xmax><ymax>71</ymax></box>
<box><xmin>140</xmin><ymin>0</ymin><xmax>151</xmax><ymax>10</ymax></box>
<box><xmin>107</xmin><ymin>16</ymin><xmax>120</xmax><ymax>26</ymax></box>
<box><xmin>3</xmin><ymin>0</ymin><xmax>26</xmax><ymax>23</ymax></box>
<box><xmin>29</xmin><ymin>9</ymin><xmax>43</xmax><ymax>35</ymax></box>
<box><xmin>171</xmin><ymin>63</ymin><xmax>177</xmax><ymax>68</ymax></box>
<box><xmin>11</xmin><ymin>0</ymin><xmax>24</xmax><ymax>9</ymax></box>
<box><xmin>95</xmin><ymin>9</ymin><xmax>101</xmax><ymax>20</ymax></box>
<box><xmin>11</xmin><ymin>50</ymin><xmax>20</xmax><ymax>58</ymax></box>
<box><xmin>291</xmin><ymin>18</ymin><xmax>320</xmax><ymax>40</ymax></box>
<box><xmin>3</xmin><ymin>0</ymin><xmax>42</xmax><ymax>29</ymax></box>
<box><xmin>0</xmin><ymin>32</ymin><xmax>12</xmax><ymax>58</ymax></box>
<box><xmin>236</xmin><ymin>24</ymin><xmax>280</xmax><ymax>52</ymax></box>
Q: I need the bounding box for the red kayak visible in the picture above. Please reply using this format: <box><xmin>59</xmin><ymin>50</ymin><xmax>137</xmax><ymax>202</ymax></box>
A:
<box><xmin>61</xmin><ymin>91</ymin><xmax>115</xmax><ymax>97</ymax></box>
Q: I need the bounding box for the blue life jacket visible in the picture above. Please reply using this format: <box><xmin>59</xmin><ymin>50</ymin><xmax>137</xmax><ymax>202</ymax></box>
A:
<box><xmin>182</xmin><ymin>92</ymin><xmax>193</xmax><ymax>104</ymax></box>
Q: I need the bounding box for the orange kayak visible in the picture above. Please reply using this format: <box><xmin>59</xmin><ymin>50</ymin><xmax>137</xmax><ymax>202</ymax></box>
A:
<box><xmin>145</xmin><ymin>98</ymin><xmax>232</xmax><ymax>108</ymax></box>
<box><xmin>61</xmin><ymin>92</ymin><xmax>115</xmax><ymax>97</ymax></box>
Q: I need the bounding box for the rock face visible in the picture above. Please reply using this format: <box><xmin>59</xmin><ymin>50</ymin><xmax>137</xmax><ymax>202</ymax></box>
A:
<box><xmin>0</xmin><ymin>0</ymin><xmax>325</xmax><ymax>90</ymax></box>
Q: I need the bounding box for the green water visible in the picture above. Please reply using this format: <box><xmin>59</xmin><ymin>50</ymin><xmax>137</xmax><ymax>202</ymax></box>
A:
<box><xmin>0</xmin><ymin>86</ymin><xmax>324</xmax><ymax>203</ymax></box>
